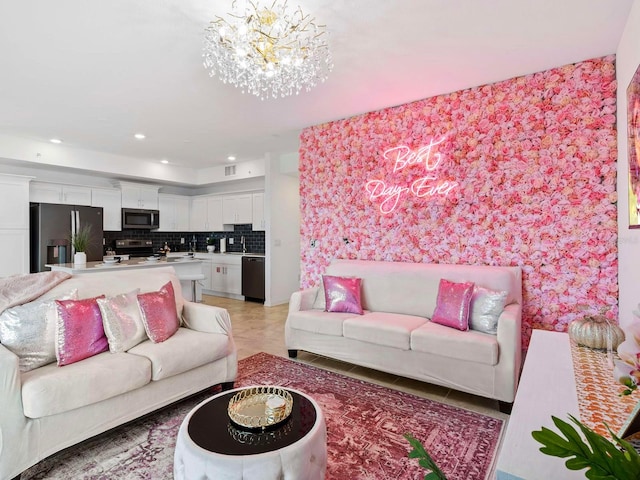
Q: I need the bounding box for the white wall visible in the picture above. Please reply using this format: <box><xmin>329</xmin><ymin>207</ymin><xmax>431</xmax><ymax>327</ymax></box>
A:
<box><xmin>264</xmin><ymin>153</ymin><xmax>301</xmax><ymax>306</ymax></box>
<box><xmin>617</xmin><ymin>0</ymin><xmax>640</xmax><ymax>327</ymax></box>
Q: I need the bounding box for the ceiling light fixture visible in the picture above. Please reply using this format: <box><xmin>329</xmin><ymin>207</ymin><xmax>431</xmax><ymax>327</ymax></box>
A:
<box><xmin>49</xmin><ymin>138</ymin><xmax>62</xmax><ymax>144</ymax></box>
<box><xmin>203</xmin><ymin>0</ymin><xmax>332</xmax><ymax>100</ymax></box>
<box><xmin>160</xmin><ymin>159</ymin><xmax>169</xmax><ymax>164</ymax></box>
<box><xmin>227</xmin><ymin>155</ymin><xmax>236</xmax><ymax>161</ymax></box>
<box><xmin>134</xmin><ymin>133</ymin><xmax>146</xmax><ymax>140</ymax></box>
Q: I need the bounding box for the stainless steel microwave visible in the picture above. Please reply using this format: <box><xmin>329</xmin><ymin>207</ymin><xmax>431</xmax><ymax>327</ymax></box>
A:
<box><xmin>121</xmin><ymin>208</ymin><xmax>160</xmax><ymax>229</ymax></box>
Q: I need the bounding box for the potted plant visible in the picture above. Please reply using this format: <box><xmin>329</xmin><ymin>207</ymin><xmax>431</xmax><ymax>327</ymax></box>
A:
<box><xmin>206</xmin><ymin>237</ymin><xmax>216</xmax><ymax>253</ymax></box>
<box><xmin>71</xmin><ymin>224</ymin><xmax>92</xmax><ymax>265</ymax></box>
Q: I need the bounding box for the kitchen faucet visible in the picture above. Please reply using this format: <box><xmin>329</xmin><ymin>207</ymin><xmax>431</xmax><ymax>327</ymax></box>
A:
<box><xmin>241</xmin><ymin>236</ymin><xmax>246</xmax><ymax>253</ymax></box>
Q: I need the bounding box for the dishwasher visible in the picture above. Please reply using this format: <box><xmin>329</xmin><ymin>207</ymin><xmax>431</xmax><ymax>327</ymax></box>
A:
<box><xmin>241</xmin><ymin>255</ymin><xmax>265</xmax><ymax>302</ymax></box>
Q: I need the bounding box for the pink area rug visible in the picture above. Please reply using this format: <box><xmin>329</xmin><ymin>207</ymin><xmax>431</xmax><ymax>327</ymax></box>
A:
<box><xmin>22</xmin><ymin>352</ymin><xmax>503</xmax><ymax>480</ymax></box>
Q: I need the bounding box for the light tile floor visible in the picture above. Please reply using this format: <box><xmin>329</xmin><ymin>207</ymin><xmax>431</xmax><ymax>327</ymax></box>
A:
<box><xmin>202</xmin><ymin>295</ymin><xmax>509</xmax><ymax>423</ymax></box>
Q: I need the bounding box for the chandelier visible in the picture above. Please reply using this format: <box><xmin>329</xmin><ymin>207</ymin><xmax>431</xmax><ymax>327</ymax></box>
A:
<box><xmin>203</xmin><ymin>0</ymin><xmax>332</xmax><ymax>100</ymax></box>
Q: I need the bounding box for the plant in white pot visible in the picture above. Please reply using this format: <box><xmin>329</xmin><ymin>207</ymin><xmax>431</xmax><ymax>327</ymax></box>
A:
<box><xmin>206</xmin><ymin>237</ymin><xmax>216</xmax><ymax>253</ymax></box>
<box><xmin>71</xmin><ymin>225</ymin><xmax>93</xmax><ymax>265</ymax></box>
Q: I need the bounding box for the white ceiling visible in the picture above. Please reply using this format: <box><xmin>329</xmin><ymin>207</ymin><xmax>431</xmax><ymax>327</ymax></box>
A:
<box><xmin>0</xmin><ymin>0</ymin><xmax>633</xmax><ymax>176</ymax></box>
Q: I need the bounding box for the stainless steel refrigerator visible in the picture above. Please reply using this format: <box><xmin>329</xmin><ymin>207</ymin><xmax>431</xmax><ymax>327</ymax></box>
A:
<box><xmin>30</xmin><ymin>203</ymin><xmax>104</xmax><ymax>273</ymax></box>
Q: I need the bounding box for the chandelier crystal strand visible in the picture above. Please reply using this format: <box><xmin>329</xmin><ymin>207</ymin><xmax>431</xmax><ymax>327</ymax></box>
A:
<box><xmin>203</xmin><ymin>0</ymin><xmax>332</xmax><ymax>100</ymax></box>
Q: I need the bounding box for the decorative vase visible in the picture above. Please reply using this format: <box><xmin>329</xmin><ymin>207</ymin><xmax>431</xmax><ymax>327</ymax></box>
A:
<box><xmin>568</xmin><ymin>315</ymin><xmax>625</xmax><ymax>351</ymax></box>
<box><xmin>207</xmin><ymin>245</ymin><xmax>215</xmax><ymax>253</ymax></box>
<box><xmin>74</xmin><ymin>252</ymin><xmax>87</xmax><ymax>265</ymax></box>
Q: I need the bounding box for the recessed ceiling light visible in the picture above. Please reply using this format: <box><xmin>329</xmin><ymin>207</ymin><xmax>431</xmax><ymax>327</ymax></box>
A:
<box><xmin>160</xmin><ymin>159</ymin><xmax>169</xmax><ymax>164</ymax></box>
<box><xmin>50</xmin><ymin>138</ymin><xmax>63</xmax><ymax>144</ymax></box>
<box><xmin>134</xmin><ymin>133</ymin><xmax>146</xmax><ymax>140</ymax></box>
<box><xmin>227</xmin><ymin>155</ymin><xmax>236</xmax><ymax>161</ymax></box>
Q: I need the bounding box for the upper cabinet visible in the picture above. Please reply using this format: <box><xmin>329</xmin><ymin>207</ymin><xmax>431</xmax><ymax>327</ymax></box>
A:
<box><xmin>120</xmin><ymin>182</ymin><xmax>159</xmax><ymax>209</ymax></box>
<box><xmin>223</xmin><ymin>194</ymin><xmax>252</xmax><ymax>224</ymax></box>
<box><xmin>91</xmin><ymin>188</ymin><xmax>122</xmax><ymax>231</ymax></box>
<box><xmin>30</xmin><ymin>182</ymin><xmax>92</xmax><ymax>206</ymax></box>
<box><xmin>252</xmin><ymin>192</ymin><xmax>265</xmax><ymax>231</ymax></box>
<box><xmin>159</xmin><ymin>194</ymin><xmax>190</xmax><ymax>232</ymax></box>
<box><xmin>190</xmin><ymin>195</ymin><xmax>224</xmax><ymax>232</ymax></box>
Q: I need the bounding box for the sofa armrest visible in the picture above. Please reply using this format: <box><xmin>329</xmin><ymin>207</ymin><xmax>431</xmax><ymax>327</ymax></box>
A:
<box><xmin>181</xmin><ymin>301</ymin><xmax>232</xmax><ymax>336</ymax></box>
<box><xmin>0</xmin><ymin>344</ymin><xmax>28</xmax><ymax>480</ymax></box>
<box><xmin>289</xmin><ymin>287</ymin><xmax>319</xmax><ymax>313</ymax></box>
<box><xmin>495</xmin><ymin>303</ymin><xmax>523</xmax><ymax>402</ymax></box>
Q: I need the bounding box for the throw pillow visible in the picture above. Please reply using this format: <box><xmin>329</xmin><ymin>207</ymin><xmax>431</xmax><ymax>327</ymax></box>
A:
<box><xmin>431</xmin><ymin>279</ymin><xmax>475</xmax><ymax>331</ymax></box>
<box><xmin>322</xmin><ymin>275</ymin><xmax>364</xmax><ymax>315</ymax></box>
<box><xmin>0</xmin><ymin>289</ymin><xmax>77</xmax><ymax>372</ymax></box>
<box><xmin>97</xmin><ymin>289</ymin><xmax>147</xmax><ymax>353</ymax></box>
<box><xmin>469</xmin><ymin>287</ymin><xmax>508</xmax><ymax>335</ymax></box>
<box><xmin>55</xmin><ymin>295</ymin><xmax>108</xmax><ymax>366</ymax></box>
<box><xmin>137</xmin><ymin>281</ymin><xmax>180</xmax><ymax>343</ymax></box>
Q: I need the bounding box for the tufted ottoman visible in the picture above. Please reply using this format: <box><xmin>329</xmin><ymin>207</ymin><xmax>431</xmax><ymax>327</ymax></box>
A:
<box><xmin>174</xmin><ymin>386</ymin><xmax>327</xmax><ymax>480</ymax></box>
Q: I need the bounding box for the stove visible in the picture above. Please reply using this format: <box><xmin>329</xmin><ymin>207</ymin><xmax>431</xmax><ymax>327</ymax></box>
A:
<box><xmin>113</xmin><ymin>239</ymin><xmax>154</xmax><ymax>258</ymax></box>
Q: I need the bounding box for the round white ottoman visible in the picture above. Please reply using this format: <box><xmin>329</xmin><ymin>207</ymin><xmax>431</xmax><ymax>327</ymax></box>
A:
<box><xmin>174</xmin><ymin>386</ymin><xmax>327</xmax><ymax>480</ymax></box>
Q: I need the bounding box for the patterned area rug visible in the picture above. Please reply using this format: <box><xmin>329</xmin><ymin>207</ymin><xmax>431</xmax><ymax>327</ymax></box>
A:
<box><xmin>23</xmin><ymin>352</ymin><xmax>504</xmax><ymax>480</ymax></box>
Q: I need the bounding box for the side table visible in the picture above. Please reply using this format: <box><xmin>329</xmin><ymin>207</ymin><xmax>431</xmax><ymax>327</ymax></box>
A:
<box><xmin>174</xmin><ymin>386</ymin><xmax>327</xmax><ymax>479</ymax></box>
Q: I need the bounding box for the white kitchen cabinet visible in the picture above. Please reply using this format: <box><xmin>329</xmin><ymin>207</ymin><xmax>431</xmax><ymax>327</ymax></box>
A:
<box><xmin>30</xmin><ymin>182</ymin><xmax>92</xmax><ymax>206</ymax></box>
<box><xmin>159</xmin><ymin>194</ymin><xmax>190</xmax><ymax>232</ymax></box>
<box><xmin>211</xmin><ymin>263</ymin><xmax>241</xmax><ymax>295</ymax></box>
<box><xmin>194</xmin><ymin>253</ymin><xmax>242</xmax><ymax>298</ymax></box>
<box><xmin>91</xmin><ymin>188</ymin><xmax>122</xmax><ymax>231</ymax></box>
<box><xmin>0</xmin><ymin>174</ymin><xmax>31</xmax><ymax>277</ymax></box>
<box><xmin>252</xmin><ymin>192</ymin><xmax>265</xmax><ymax>231</ymax></box>
<box><xmin>190</xmin><ymin>195</ymin><xmax>224</xmax><ymax>232</ymax></box>
<box><xmin>120</xmin><ymin>183</ymin><xmax>159</xmax><ymax>209</ymax></box>
<box><xmin>223</xmin><ymin>194</ymin><xmax>252</xmax><ymax>224</ymax></box>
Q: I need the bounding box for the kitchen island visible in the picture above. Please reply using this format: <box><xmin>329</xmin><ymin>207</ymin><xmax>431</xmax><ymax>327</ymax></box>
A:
<box><xmin>45</xmin><ymin>257</ymin><xmax>205</xmax><ymax>301</ymax></box>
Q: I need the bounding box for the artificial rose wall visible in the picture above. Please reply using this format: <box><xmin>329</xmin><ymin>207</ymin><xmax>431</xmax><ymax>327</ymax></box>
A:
<box><xmin>299</xmin><ymin>55</ymin><xmax>617</xmax><ymax>348</ymax></box>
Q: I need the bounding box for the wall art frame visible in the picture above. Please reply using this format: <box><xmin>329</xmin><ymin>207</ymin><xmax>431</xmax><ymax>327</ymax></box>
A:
<box><xmin>628</xmin><ymin>63</ymin><xmax>640</xmax><ymax>228</ymax></box>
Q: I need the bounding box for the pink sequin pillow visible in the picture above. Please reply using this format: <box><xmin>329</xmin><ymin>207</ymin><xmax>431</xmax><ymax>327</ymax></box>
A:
<box><xmin>55</xmin><ymin>295</ymin><xmax>108</xmax><ymax>366</ymax></box>
<box><xmin>431</xmin><ymin>279</ymin><xmax>475</xmax><ymax>331</ymax></box>
<box><xmin>322</xmin><ymin>275</ymin><xmax>364</xmax><ymax>315</ymax></box>
<box><xmin>137</xmin><ymin>281</ymin><xmax>180</xmax><ymax>343</ymax></box>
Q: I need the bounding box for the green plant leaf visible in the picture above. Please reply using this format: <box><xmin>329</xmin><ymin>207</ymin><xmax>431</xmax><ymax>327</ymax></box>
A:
<box><xmin>532</xmin><ymin>415</ymin><xmax>640</xmax><ymax>480</ymax></box>
<box><xmin>404</xmin><ymin>434</ymin><xmax>448</xmax><ymax>480</ymax></box>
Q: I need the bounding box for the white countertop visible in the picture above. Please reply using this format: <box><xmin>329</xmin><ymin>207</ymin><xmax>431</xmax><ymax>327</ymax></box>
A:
<box><xmin>46</xmin><ymin>257</ymin><xmax>203</xmax><ymax>274</ymax></box>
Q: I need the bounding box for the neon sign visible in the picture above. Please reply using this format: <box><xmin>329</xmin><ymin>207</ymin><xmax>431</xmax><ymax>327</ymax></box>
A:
<box><xmin>365</xmin><ymin>136</ymin><xmax>458</xmax><ymax>214</ymax></box>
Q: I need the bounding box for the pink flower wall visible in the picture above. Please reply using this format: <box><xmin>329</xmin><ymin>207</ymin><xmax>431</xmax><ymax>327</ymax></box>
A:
<box><xmin>299</xmin><ymin>56</ymin><xmax>618</xmax><ymax>348</ymax></box>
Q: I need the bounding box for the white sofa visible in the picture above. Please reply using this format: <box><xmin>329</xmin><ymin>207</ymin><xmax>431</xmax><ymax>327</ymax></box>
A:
<box><xmin>285</xmin><ymin>259</ymin><xmax>522</xmax><ymax>407</ymax></box>
<box><xmin>0</xmin><ymin>267</ymin><xmax>237</xmax><ymax>480</ymax></box>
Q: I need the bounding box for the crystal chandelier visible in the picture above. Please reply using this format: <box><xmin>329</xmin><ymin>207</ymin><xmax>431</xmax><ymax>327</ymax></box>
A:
<box><xmin>203</xmin><ymin>0</ymin><xmax>332</xmax><ymax>100</ymax></box>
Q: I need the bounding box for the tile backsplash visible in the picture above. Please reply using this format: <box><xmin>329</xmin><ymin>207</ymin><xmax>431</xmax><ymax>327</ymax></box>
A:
<box><xmin>104</xmin><ymin>224</ymin><xmax>265</xmax><ymax>254</ymax></box>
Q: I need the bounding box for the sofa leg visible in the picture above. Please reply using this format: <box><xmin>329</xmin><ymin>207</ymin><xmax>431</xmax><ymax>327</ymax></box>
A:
<box><xmin>499</xmin><ymin>401</ymin><xmax>513</xmax><ymax>415</ymax></box>
<box><xmin>220</xmin><ymin>381</ymin><xmax>235</xmax><ymax>391</ymax></box>
<box><xmin>288</xmin><ymin>349</ymin><xmax>298</xmax><ymax>358</ymax></box>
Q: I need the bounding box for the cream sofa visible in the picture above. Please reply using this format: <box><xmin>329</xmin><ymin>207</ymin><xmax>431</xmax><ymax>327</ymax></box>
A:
<box><xmin>0</xmin><ymin>267</ymin><xmax>237</xmax><ymax>480</ymax></box>
<box><xmin>285</xmin><ymin>259</ymin><xmax>522</xmax><ymax>407</ymax></box>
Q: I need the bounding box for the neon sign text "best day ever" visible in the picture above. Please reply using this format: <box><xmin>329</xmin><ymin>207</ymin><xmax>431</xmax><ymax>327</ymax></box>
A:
<box><xmin>365</xmin><ymin>137</ymin><xmax>458</xmax><ymax>214</ymax></box>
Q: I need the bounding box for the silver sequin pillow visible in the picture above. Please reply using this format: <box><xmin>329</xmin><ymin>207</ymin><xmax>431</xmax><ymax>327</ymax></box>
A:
<box><xmin>0</xmin><ymin>289</ymin><xmax>78</xmax><ymax>372</ymax></box>
<box><xmin>469</xmin><ymin>287</ymin><xmax>508</xmax><ymax>335</ymax></box>
<box><xmin>97</xmin><ymin>289</ymin><xmax>147</xmax><ymax>353</ymax></box>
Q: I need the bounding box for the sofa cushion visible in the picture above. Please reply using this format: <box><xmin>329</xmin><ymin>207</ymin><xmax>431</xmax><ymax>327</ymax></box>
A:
<box><xmin>410</xmin><ymin>322</ymin><xmax>499</xmax><ymax>365</ymax></box>
<box><xmin>137</xmin><ymin>281</ymin><xmax>180</xmax><ymax>343</ymax></box>
<box><xmin>127</xmin><ymin>327</ymin><xmax>230</xmax><ymax>381</ymax></box>
<box><xmin>54</xmin><ymin>295</ymin><xmax>108</xmax><ymax>366</ymax></box>
<box><xmin>323</xmin><ymin>275</ymin><xmax>363</xmax><ymax>314</ymax></box>
<box><xmin>431</xmin><ymin>279</ymin><xmax>474</xmax><ymax>331</ymax></box>
<box><xmin>469</xmin><ymin>287</ymin><xmax>508</xmax><ymax>335</ymax></box>
<box><xmin>287</xmin><ymin>310</ymin><xmax>360</xmax><ymax>337</ymax></box>
<box><xmin>0</xmin><ymin>289</ymin><xmax>77</xmax><ymax>372</ymax></box>
<box><xmin>97</xmin><ymin>289</ymin><xmax>147</xmax><ymax>353</ymax></box>
<box><xmin>343</xmin><ymin>312</ymin><xmax>428</xmax><ymax>350</ymax></box>
<box><xmin>21</xmin><ymin>351</ymin><xmax>151</xmax><ymax>418</ymax></box>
